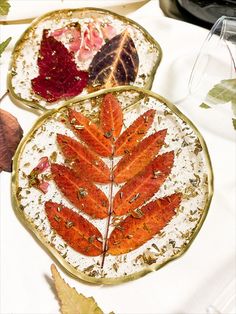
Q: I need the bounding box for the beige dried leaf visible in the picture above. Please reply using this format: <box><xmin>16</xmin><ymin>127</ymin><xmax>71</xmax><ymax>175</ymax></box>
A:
<box><xmin>51</xmin><ymin>264</ymin><xmax>104</xmax><ymax>314</ymax></box>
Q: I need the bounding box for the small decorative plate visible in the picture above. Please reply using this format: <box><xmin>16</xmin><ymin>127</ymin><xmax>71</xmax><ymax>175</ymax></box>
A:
<box><xmin>12</xmin><ymin>86</ymin><xmax>213</xmax><ymax>284</ymax></box>
<box><xmin>8</xmin><ymin>8</ymin><xmax>162</xmax><ymax>110</ymax></box>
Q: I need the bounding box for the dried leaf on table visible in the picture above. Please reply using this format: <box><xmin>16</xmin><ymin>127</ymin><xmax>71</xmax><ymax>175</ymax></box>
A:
<box><xmin>199</xmin><ymin>103</ymin><xmax>211</xmax><ymax>109</ymax></box>
<box><xmin>201</xmin><ymin>78</ymin><xmax>236</xmax><ymax>130</ymax></box>
<box><xmin>0</xmin><ymin>108</ymin><xmax>23</xmax><ymax>172</ymax></box>
<box><xmin>51</xmin><ymin>164</ymin><xmax>109</xmax><ymax>219</ymax></box>
<box><xmin>232</xmin><ymin>118</ymin><xmax>236</xmax><ymax>130</ymax></box>
<box><xmin>0</xmin><ymin>0</ymin><xmax>10</xmax><ymax>16</ymax></box>
<box><xmin>205</xmin><ymin>78</ymin><xmax>236</xmax><ymax>107</ymax></box>
<box><xmin>0</xmin><ymin>37</ymin><xmax>12</xmax><ymax>57</ymax></box>
<box><xmin>89</xmin><ymin>30</ymin><xmax>139</xmax><ymax>88</ymax></box>
<box><xmin>114</xmin><ymin>129</ymin><xmax>167</xmax><ymax>183</ymax></box>
<box><xmin>57</xmin><ymin>134</ymin><xmax>110</xmax><ymax>183</ymax></box>
<box><xmin>100</xmin><ymin>93</ymin><xmax>123</xmax><ymax>139</ymax></box>
<box><xmin>109</xmin><ymin>193</ymin><xmax>181</xmax><ymax>255</ymax></box>
<box><xmin>45</xmin><ymin>202</ymin><xmax>103</xmax><ymax>256</ymax></box>
<box><xmin>114</xmin><ymin>109</ymin><xmax>156</xmax><ymax>156</ymax></box>
<box><xmin>113</xmin><ymin>151</ymin><xmax>174</xmax><ymax>216</ymax></box>
<box><xmin>51</xmin><ymin>264</ymin><xmax>104</xmax><ymax>313</ymax></box>
<box><xmin>31</xmin><ymin>30</ymin><xmax>88</xmax><ymax>102</ymax></box>
<box><xmin>68</xmin><ymin>109</ymin><xmax>112</xmax><ymax>157</ymax></box>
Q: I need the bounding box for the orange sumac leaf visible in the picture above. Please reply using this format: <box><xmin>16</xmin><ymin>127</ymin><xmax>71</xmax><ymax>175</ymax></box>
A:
<box><xmin>45</xmin><ymin>201</ymin><xmax>103</xmax><ymax>256</ymax></box>
<box><xmin>113</xmin><ymin>151</ymin><xmax>174</xmax><ymax>216</ymax></box>
<box><xmin>68</xmin><ymin>109</ymin><xmax>112</xmax><ymax>157</ymax></box>
<box><xmin>108</xmin><ymin>193</ymin><xmax>182</xmax><ymax>255</ymax></box>
<box><xmin>100</xmin><ymin>93</ymin><xmax>123</xmax><ymax>139</ymax></box>
<box><xmin>114</xmin><ymin>129</ymin><xmax>167</xmax><ymax>183</ymax></box>
<box><xmin>114</xmin><ymin>109</ymin><xmax>155</xmax><ymax>156</ymax></box>
<box><xmin>57</xmin><ymin>134</ymin><xmax>110</xmax><ymax>183</ymax></box>
<box><xmin>51</xmin><ymin>164</ymin><xmax>109</xmax><ymax>219</ymax></box>
<box><xmin>0</xmin><ymin>108</ymin><xmax>23</xmax><ymax>172</ymax></box>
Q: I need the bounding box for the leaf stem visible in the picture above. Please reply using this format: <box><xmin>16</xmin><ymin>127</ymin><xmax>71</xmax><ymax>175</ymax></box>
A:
<box><xmin>101</xmin><ymin>151</ymin><xmax>114</xmax><ymax>268</ymax></box>
<box><xmin>0</xmin><ymin>90</ymin><xmax>9</xmax><ymax>104</ymax></box>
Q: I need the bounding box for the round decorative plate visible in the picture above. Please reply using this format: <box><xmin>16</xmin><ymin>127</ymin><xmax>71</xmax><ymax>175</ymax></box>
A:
<box><xmin>12</xmin><ymin>86</ymin><xmax>213</xmax><ymax>284</ymax></box>
<box><xmin>8</xmin><ymin>8</ymin><xmax>162</xmax><ymax>110</ymax></box>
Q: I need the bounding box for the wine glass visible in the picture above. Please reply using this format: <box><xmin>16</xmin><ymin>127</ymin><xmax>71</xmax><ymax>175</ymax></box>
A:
<box><xmin>175</xmin><ymin>16</ymin><xmax>236</xmax><ymax>140</ymax></box>
<box><xmin>188</xmin><ymin>16</ymin><xmax>236</xmax><ymax>103</ymax></box>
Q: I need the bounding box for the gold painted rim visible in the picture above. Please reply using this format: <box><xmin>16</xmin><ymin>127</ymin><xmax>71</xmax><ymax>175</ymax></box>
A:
<box><xmin>11</xmin><ymin>85</ymin><xmax>214</xmax><ymax>285</ymax></box>
<box><xmin>8</xmin><ymin>7</ymin><xmax>162</xmax><ymax>113</ymax></box>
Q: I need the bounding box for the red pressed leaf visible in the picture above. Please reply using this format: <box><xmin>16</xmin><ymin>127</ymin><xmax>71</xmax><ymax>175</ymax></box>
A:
<box><xmin>101</xmin><ymin>23</ymin><xmax>116</xmax><ymax>40</ymax></box>
<box><xmin>114</xmin><ymin>109</ymin><xmax>155</xmax><ymax>156</ymax></box>
<box><xmin>0</xmin><ymin>109</ymin><xmax>23</xmax><ymax>172</ymax></box>
<box><xmin>78</xmin><ymin>22</ymin><xmax>103</xmax><ymax>61</ymax></box>
<box><xmin>57</xmin><ymin>134</ymin><xmax>110</xmax><ymax>183</ymax></box>
<box><xmin>100</xmin><ymin>94</ymin><xmax>123</xmax><ymax>139</ymax></box>
<box><xmin>51</xmin><ymin>22</ymin><xmax>81</xmax><ymax>53</ymax></box>
<box><xmin>33</xmin><ymin>156</ymin><xmax>50</xmax><ymax>173</ymax></box>
<box><xmin>28</xmin><ymin>156</ymin><xmax>50</xmax><ymax>194</ymax></box>
<box><xmin>37</xmin><ymin>181</ymin><xmax>49</xmax><ymax>194</ymax></box>
<box><xmin>114</xmin><ymin>129</ymin><xmax>167</xmax><ymax>183</ymax></box>
<box><xmin>45</xmin><ymin>201</ymin><xmax>103</xmax><ymax>256</ymax></box>
<box><xmin>68</xmin><ymin>109</ymin><xmax>112</xmax><ymax>157</ymax></box>
<box><xmin>108</xmin><ymin>193</ymin><xmax>182</xmax><ymax>255</ymax></box>
<box><xmin>113</xmin><ymin>151</ymin><xmax>174</xmax><ymax>216</ymax></box>
<box><xmin>51</xmin><ymin>164</ymin><xmax>108</xmax><ymax>219</ymax></box>
<box><xmin>31</xmin><ymin>30</ymin><xmax>88</xmax><ymax>102</ymax></box>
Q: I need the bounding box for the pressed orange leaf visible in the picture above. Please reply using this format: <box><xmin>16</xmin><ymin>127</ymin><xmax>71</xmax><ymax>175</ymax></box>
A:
<box><xmin>114</xmin><ymin>129</ymin><xmax>167</xmax><ymax>183</ymax></box>
<box><xmin>108</xmin><ymin>193</ymin><xmax>181</xmax><ymax>255</ymax></box>
<box><xmin>0</xmin><ymin>108</ymin><xmax>23</xmax><ymax>172</ymax></box>
<box><xmin>100</xmin><ymin>93</ymin><xmax>123</xmax><ymax>139</ymax></box>
<box><xmin>113</xmin><ymin>151</ymin><xmax>174</xmax><ymax>216</ymax></box>
<box><xmin>68</xmin><ymin>109</ymin><xmax>112</xmax><ymax>157</ymax></box>
<box><xmin>51</xmin><ymin>164</ymin><xmax>109</xmax><ymax>219</ymax></box>
<box><xmin>57</xmin><ymin>134</ymin><xmax>110</xmax><ymax>183</ymax></box>
<box><xmin>114</xmin><ymin>109</ymin><xmax>155</xmax><ymax>156</ymax></box>
<box><xmin>45</xmin><ymin>202</ymin><xmax>103</xmax><ymax>256</ymax></box>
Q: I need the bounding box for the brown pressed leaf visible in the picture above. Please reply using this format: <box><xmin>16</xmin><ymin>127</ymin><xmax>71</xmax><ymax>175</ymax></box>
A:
<box><xmin>46</xmin><ymin>202</ymin><xmax>103</xmax><ymax>256</ymax></box>
<box><xmin>100</xmin><ymin>93</ymin><xmax>123</xmax><ymax>139</ymax></box>
<box><xmin>89</xmin><ymin>30</ymin><xmax>139</xmax><ymax>88</ymax></box>
<box><xmin>68</xmin><ymin>109</ymin><xmax>112</xmax><ymax>157</ymax></box>
<box><xmin>114</xmin><ymin>129</ymin><xmax>167</xmax><ymax>183</ymax></box>
<box><xmin>113</xmin><ymin>151</ymin><xmax>174</xmax><ymax>216</ymax></box>
<box><xmin>51</xmin><ymin>264</ymin><xmax>104</xmax><ymax>314</ymax></box>
<box><xmin>114</xmin><ymin>109</ymin><xmax>155</xmax><ymax>156</ymax></box>
<box><xmin>108</xmin><ymin>193</ymin><xmax>182</xmax><ymax>255</ymax></box>
<box><xmin>57</xmin><ymin>134</ymin><xmax>110</xmax><ymax>183</ymax></box>
<box><xmin>0</xmin><ymin>108</ymin><xmax>23</xmax><ymax>172</ymax></box>
<box><xmin>51</xmin><ymin>164</ymin><xmax>109</xmax><ymax>219</ymax></box>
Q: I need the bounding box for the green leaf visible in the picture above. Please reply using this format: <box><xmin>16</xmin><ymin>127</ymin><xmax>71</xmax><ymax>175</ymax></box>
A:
<box><xmin>232</xmin><ymin>118</ymin><xmax>236</xmax><ymax>130</ymax></box>
<box><xmin>0</xmin><ymin>37</ymin><xmax>12</xmax><ymax>57</ymax></box>
<box><xmin>200</xmin><ymin>103</ymin><xmax>211</xmax><ymax>109</ymax></box>
<box><xmin>206</xmin><ymin>79</ymin><xmax>236</xmax><ymax>107</ymax></box>
<box><xmin>0</xmin><ymin>0</ymin><xmax>10</xmax><ymax>16</ymax></box>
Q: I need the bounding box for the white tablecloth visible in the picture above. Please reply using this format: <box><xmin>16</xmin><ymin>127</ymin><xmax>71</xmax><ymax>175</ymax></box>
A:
<box><xmin>1</xmin><ymin>1</ymin><xmax>235</xmax><ymax>313</ymax></box>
